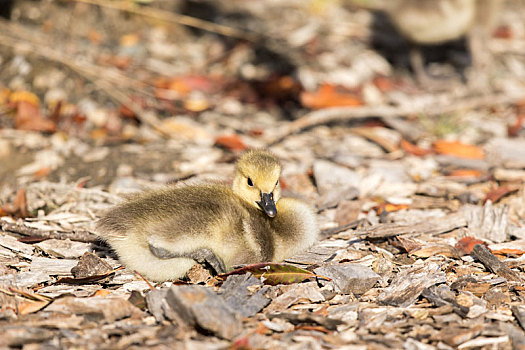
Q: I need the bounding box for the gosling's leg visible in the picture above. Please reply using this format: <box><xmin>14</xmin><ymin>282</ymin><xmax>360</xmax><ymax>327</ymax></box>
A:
<box><xmin>149</xmin><ymin>244</ymin><xmax>226</xmax><ymax>274</ymax></box>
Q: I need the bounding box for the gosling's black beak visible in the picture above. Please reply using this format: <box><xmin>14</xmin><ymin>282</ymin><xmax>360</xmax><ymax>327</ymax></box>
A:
<box><xmin>257</xmin><ymin>192</ymin><xmax>277</xmax><ymax>218</ymax></box>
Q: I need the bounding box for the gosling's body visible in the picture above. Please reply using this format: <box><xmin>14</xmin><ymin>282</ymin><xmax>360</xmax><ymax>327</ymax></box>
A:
<box><xmin>96</xmin><ymin>150</ymin><xmax>318</xmax><ymax>282</ymax></box>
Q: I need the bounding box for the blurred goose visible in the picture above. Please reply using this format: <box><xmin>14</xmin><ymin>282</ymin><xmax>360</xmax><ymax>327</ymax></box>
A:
<box><xmin>383</xmin><ymin>0</ymin><xmax>502</xmax><ymax>85</ymax></box>
<box><xmin>96</xmin><ymin>150</ymin><xmax>318</xmax><ymax>282</ymax></box>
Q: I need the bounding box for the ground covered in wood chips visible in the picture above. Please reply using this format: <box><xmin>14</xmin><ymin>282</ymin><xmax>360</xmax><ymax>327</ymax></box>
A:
<box><xmin>2</xmin><ymin>0</ymin><xmax>525</xmax><ymax>349</ymax></box>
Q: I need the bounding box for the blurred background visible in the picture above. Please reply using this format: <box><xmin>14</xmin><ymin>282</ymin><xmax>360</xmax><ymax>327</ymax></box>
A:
<box><xmin>0</xmin><ymin>0</ymin><xmax>525</xmax><ymax>191</ymax></box>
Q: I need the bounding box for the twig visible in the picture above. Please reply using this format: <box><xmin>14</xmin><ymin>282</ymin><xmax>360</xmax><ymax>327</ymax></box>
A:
<box><xmin>0</xmin><ymin>221</ymin><xmax>99</xmax><ymax>243</ymax></box>
<box><xmin>266</xmin><ymin>93</ymin><xmax>524</xmax><ymax>145</ymax></box>
<box><xmin>71</xmin><ymin>0</ymin><xmax>260</xmax><ymax>42</ymax></box>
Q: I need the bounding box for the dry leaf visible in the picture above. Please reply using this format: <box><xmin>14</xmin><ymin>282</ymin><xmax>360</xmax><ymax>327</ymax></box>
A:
<box><xmin>300</xmin><ymin>84</ymin><xmax>362</xmax><ymax>109</ymax></box>
<box><xmin>215</xmin><ymin>134</ymin><xmax>247</xmax><ymax>151</ymax></box>
<box><xmin>218</xmin><ymin>262</ymin><xmax>331</xmax><ymax>286</ymax></box>
<box><xmin>447</xmin><ymin>169</ymin><xmax>484</xmax><ymax>178</ymax></box>
<box><xmin>400</xmin><ymin>139</ymin><xmax>432</xmax><ymax>156</ymax></box>
<box><xmin>455</xmin><ymin>237</ymin><xmax>488</xmax><ymax>255</ymax></box>
<box><xmin>491</xmin><ymin>248</ymin><xmax>525</xmax><ymax>257</ymax></box>
<box><xmin>410</xmin><ymin>244</ymin><xmax>459</xmax><ymax>258</ymax></box>
<box><xmin>484</xmin><ymin>185</ymin><xmax>520</xmax><ymax>204</ymax></box>
<box><xmin>91</xmin><ymin>290</ymin><xmax>111</xmax><ymax>297</ymax></box>
<box><xmin>374</xmin><ymin>202</ymin><xmax>410</xmax><ymax>215</ymax></box>
<box><xmin>18</xmin><ymin>300</ymin><xmax>50</xmax><ymax>315</ymax></box>
<box><xmin>10</xmin><ymin>91</ymin><xmax>56</xmax><ymax>132</ymax></box>
<box><xmin>396</xmin><ymin>236</ymin><xmax>423</xmax><ymax>254</ymax></box>
<box><xmin>1</xmin><ymin>188</ymin><xmax>30</xmax><ymax>218</ymax></box>
<box><xmin>433</xmin><ymin>140</ymin><xmax>484</xmax><ymax>159</ymax></box>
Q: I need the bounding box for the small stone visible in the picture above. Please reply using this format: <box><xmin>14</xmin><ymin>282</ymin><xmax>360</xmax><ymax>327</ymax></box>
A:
<box><xmin>314</xmin><ymin>263</ymin><xmax>380</xmax><ymax>295</ymax></box>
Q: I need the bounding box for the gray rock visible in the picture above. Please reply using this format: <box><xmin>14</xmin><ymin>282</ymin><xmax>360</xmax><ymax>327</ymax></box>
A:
<box><xmin>165</xmin><ymin>285</ymin><xmax>242</xmax><ymax>340</ymax></box>
<box><xmin>314</xmin><ymin>263</ymin><xmax>379</xmax><ymax>295</ymax></box>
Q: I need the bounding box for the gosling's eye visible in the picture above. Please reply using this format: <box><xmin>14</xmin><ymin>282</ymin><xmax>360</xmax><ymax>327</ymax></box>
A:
<box><xmin>247</xmin><ymin>177</ymin><xmax>254</xmax><ymax>187</ymax></box>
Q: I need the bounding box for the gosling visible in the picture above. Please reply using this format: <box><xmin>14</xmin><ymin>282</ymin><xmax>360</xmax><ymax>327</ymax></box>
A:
<box><xmin>96</xmin><ymin>150</ymin><xmax>319</xmax><ymax>282</ymax></box>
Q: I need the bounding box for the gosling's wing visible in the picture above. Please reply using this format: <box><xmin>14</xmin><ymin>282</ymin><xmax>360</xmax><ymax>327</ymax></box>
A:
<box><xmin>96</xmin><ymin>184</ymin><xmax>242</xmax><ymax>242</ymax></box>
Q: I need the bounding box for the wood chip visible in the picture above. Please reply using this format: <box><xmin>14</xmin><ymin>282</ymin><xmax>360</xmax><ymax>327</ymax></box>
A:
<box><xmin>471</xmin><ymin>244</ymin><xmax>521</xmax><ymax>282</ymax></box>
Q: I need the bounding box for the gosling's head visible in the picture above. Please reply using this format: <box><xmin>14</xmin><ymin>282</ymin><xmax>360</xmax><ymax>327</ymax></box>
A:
<box><xmin>232</xmin><ymin>149</ymin><xmax>282</xmax><ymax>218</ymax></box>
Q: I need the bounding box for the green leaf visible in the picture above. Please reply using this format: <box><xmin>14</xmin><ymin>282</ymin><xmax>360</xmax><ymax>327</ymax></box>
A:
<box><xmin>218</xmin><ymin>262</ymin><xmax>331</xmax><ymax>286</ymax></box>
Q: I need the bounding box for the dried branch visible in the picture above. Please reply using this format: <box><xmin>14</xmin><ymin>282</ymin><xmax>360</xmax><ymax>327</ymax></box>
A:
<box><xmin>266</xmin><ymin>93</ymin><xmax>524</xmax><ymax>145</ymax></box>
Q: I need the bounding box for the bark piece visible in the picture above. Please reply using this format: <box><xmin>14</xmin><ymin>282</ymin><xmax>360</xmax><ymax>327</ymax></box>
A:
<box><xmin>71</xmin><ymin>252</ymin><xmax>114</xmax><ymax>278</ymax></box>
<box><xmin>268</xmin><ymin>312</ymin><xmax>345</xmax><ymax>331</ymax></box>
<box><xmin>265</xmin><ymin>282</ymin><xmax>325</xmax><ymax>313</ymax></box>
<box><xmin>0</xmin><ymin>233</ymin><xmax>34</xmax><ymax>257</ymax></box>
<box><xmin>46</xmin><ymin>296</ymin><xmax>141</xmax><ymax>322</ymax></box>
<box><xmin>313</xmin><ymin>160</ymin><xmax>361</xmax><ymax>196</ymax></box>
<box><xmin>355</xmin><ymin>212</ymin><xmax>467</xmax><ymax>239</ymax></box>
<box><xmin>145</xmin><ymin>288</ymin><xmax>169</xmax><ymax>322</ymax></box>
<box><xmin>434</xmin><ymin>324</ymin><xmax>483</xmax><ymax>347</ymax></box>
<box><xmin>219</xmin><ymin>273</ymin><xmax>270</xmax><ymax>317</ymax></box>
<box><xmin>422</xmin><ymin>284</ymin><xmax>469</xmax><ymax>317</ymax></box>
<box><xmin>485</xmin><ymin>137</ymin><xmax>525</xmax><ymax>168</ymax></box>
<box><xmin>165</xmin><ymin>285</ymin><xmax>242</xmax><ymax>340</ymax></box>
<box><xmin>0</xmin><ymin>326</ymin><xmax>55</xmax><ymax>347</ymax></box>
<box><xmin>35</xmin><ymin>238</ymin><xmax>91</xmax><ymax>259</ymax></box>
<box><xmin>471</xmin><ymin>244</ymin><xmax>521</xmax><ymax>282</ymax></box>
<box><xmin>377</xmin><ymin>262</ymin><xmax>446</xmax><ymax>307</ymax></box>
<box><xmin>30</xmin><ymin>257</ymin><xmax>78</xmax><ymax>275</ymax></box>
<box><xmin>463</xmin><ymin>200</ymin><xmax>509</xmax><ymax>243</ymax></box>
<box><xmin>314</xmin><ymin>263</ymin><xmax>379</xmax><ymax>295</ymax></box>
<box><xmin>512</xmin><ymin>305</ymin><xmax>525</xmax><ymax>331</ymax></box>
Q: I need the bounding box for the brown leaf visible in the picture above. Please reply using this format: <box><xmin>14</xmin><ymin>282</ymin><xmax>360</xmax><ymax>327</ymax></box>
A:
<box><xmin>396</xmin><ymin>236</ymin><xmax>423</xmax><ymax>254</ymax></box>
<box><xmin>300</xmin><ymin>84</ymin><xmax>362</xmax><ymax>109</ymax></box>
<box><xmin>17</xmin><ymin>300</ymin><xmax>51</xmax><ymax>315</ymax></box>
<box><xmin>447</xmin><ymin>169</ymin><xmax>484</xmax><ymax>178</ymax></box>
<box><xmin>410</xmin><ymin>244</ymin><xmax>460</xmax><ymax>258</ymax></box>
<box><xmin>215</xmin><ymin>134</ymin><xmax>247</xmax><ymax>151</ymax></box>
<box><xmin>10</xmin><ymin>91</ymin><xmax>56</xmax><ymax>132</ymax></box>
<box><xmin>508</xmin><ymin>113</ymin><xmax>524</xmax><ymax>137</ymax></box>
<box><xmin>433</xmin><ymin>140</ymin><xmax>484</xmax><ymax>159</ymax></box>
<box><xmin>484</xmin><ymin>185</ymin><xmax>520</xmax><ymax>204</ymax></box>
<box><xmin>218</xmin><ymin>263</ymin><xmax>331</xmax><ymax>286</ymax></box>
<box><xmin>455</xmin><ymin>237</ymin><xmax>488</xmax><ymax>255</ymax></box>
<box><xmin>400</xmin><ymin>139</ymin><xmax>432</xmax><ymax>156</ymax></box>
<box><xmin>373</xmin><ymin>202</ymin><xmax>410</xmax><ymax>215</ymax></box>
<box><xmin>491</xmin><ymin>248</ymin><xmax>525</xmax><ymax>257</ymax></box>
<box><xmin>2</xmin><ymin>188</ymin><xmax>30</xmax><ymax>218</ymax></box>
